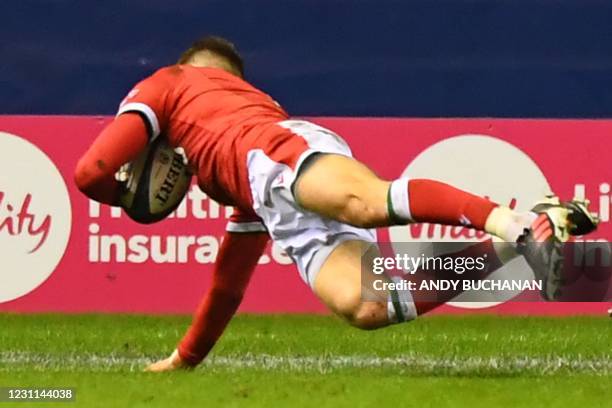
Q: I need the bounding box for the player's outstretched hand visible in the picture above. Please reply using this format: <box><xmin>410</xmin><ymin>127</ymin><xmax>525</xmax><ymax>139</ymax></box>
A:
<box><xmin>145</xmin><ymin>349</ymin><xmax>191</xmax><ymax>373</ymax></box>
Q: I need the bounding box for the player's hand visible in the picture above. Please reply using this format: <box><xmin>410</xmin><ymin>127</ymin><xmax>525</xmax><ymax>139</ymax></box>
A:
<box><xmin>145</xmin><ymin>349</ymin><xmax>191</xmax><ymax>373</ymax></box>
<box><xmin>114</xmin><ymin>163</ymin><xmax>132</xmax><ymax>184</ymax></box>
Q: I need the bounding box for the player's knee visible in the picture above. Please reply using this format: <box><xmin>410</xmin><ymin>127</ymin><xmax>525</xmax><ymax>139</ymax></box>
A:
<box><xmin>349</xmin><ymin>302</ymin><xmax>389</xmax><ymax>330</ymax></box>
<box><xmin>332</xmin><ymin>286</ymin><xmax>363</xmax><ymax>319</ymax></box>
<box><xmin>333</xmin><ymin>289</ymin><xmax>388</xmax><ymax>330</ymax></box>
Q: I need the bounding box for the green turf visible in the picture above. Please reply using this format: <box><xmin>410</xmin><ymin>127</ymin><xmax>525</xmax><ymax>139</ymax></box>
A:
<box><xmin>0</xmin><ymin>314</ymin><xmax>611</xmax><ymax>407</ymax></box>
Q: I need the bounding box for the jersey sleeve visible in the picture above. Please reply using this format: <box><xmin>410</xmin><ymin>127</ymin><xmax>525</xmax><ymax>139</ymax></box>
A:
<box><xmin>116</xmin><ymin>70</ymin><xmax>171</xmax><ymax>141</ymax></box>
<box><xmin>226</xmin><ymin>208</ymin><xmax>267</xmax><ymax>233</ymax></box>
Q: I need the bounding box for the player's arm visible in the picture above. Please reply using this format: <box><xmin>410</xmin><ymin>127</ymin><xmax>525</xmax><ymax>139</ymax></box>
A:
<box><xmin>146</xmin><ymin>223</ymin><xmax>269</xmax><ymax>372</ymax></box>
<box><xmin>74</xmin><ymin>113</ymin><xmax>149</xmax><ymax>205</ymax></box>
<box><xmin>75</xmin><ymin>70</ymin><xmax>169</xmax><ymax>205</ymax></box>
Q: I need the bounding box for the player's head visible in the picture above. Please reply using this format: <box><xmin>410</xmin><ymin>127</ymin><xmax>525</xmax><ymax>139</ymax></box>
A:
<box><xmin>178</xmin><ymin>36</ymin><xmax>244</xmax><ymax>78</ymax></box>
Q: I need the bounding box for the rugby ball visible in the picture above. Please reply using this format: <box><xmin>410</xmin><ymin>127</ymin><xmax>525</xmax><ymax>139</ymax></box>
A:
<box><xmin>117</xmin><ymin>137</ymin><xmax>192</xmax><ymax>224</ymax></box>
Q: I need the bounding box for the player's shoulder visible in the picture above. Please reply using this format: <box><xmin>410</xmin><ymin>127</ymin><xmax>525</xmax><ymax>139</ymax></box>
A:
<box><xmin>148</xmin><ymin>64</ymin><xmax>233</xmax><ymax>88</ymax></box>
<box><xmin>145</xmin><ymin>65</ymin><xmax>187</xmax><ymax>83</ymax></box>
<box><xmin>127</xmin><ymin>65</ymin><xmax>187</xmax><ymax>98</ymax></box>
<box><xmin>153</xmin><ymin>65</ymin><xmax>247</xmax><ymax>84</ymax></box>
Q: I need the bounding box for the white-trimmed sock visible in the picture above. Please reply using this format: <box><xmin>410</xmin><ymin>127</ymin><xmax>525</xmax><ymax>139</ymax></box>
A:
<box><xmin>484</xmin><ymin>206</ymin><xmax>537</xmax><ymax>242</ymax></box>
<box><xmin>387</xmin><ymin>178</ymin><xmax>412</xmax><ymax>223</ymax></box>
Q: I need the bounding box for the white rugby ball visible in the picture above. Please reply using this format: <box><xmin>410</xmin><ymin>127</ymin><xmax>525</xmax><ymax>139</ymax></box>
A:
<box><xmin>118</xmin><ymin>137</ymin><xmax>192</xmax><ymax>224</ymax></box>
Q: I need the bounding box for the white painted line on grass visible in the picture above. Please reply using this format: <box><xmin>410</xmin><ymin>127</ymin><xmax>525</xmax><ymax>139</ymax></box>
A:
<box><xmin>1</xmin><ymin>352</ymin><xmax>611</xmax><ymax>375</ymax></box>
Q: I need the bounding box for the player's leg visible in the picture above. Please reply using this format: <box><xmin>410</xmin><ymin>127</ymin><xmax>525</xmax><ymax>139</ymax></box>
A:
<box><xmin>312</xmin><ymin>237</ymin><xmax>510</xmax><ymax>328</ymax></box>
<box><xmin>312</xmin><ymin>239</ymin><xmax>412</xmax><ymax>329</ymax></box>
<box><xmin>294</xmin><ymin>153</ymin><xmax>534</xmax><ymax>243</ymax></box>
<box><xmin>295</xmin><ymin>153</ymin><xmax>598</xmax><ymax>300</ymax></box>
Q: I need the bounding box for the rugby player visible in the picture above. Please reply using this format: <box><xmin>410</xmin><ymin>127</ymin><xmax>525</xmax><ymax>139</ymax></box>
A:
<box><xmin>74</xmin><ymin>36</ymin><xmax>598</xmax><ymax>372</ymax></box>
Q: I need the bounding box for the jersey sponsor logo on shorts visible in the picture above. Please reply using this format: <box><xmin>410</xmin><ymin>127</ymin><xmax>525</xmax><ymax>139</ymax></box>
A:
<box><xmin>0</xmin><ymin>132</ymin><xmax>72</xmax><ymax>303</ymax></box>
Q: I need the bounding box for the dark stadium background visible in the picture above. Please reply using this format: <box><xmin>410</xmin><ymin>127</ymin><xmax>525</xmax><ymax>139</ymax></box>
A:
<box><xmin>2</xmin><ymin>0</ymin><xmax>612</xmax><ymax>118</ymax></box>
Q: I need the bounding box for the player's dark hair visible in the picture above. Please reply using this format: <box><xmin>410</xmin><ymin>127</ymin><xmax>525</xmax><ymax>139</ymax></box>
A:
<box><xmin>178</xmin><ymin>36</ymin><xmax>244</xmax><ymax>77</ymax></box>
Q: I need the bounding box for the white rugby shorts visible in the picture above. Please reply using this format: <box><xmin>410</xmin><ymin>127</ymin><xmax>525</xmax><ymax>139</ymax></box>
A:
<box><xmin>245</xmin><ymin>120</ymin><xmax>377</xmax><ymax>287</ymax></box>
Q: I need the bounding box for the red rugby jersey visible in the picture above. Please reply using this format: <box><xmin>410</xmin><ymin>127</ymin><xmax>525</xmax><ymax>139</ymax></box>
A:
<box><xmin>117</xmin><ymin>65</ymin><xmax>290</xmax><ymax>217</ymax></box>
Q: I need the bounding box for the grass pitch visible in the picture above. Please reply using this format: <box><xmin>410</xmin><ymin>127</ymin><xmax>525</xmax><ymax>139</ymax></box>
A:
<box><xmin>0</xmin><ymin>314</ymin><xmax>611</xmax><ymax>407</ymax></box>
